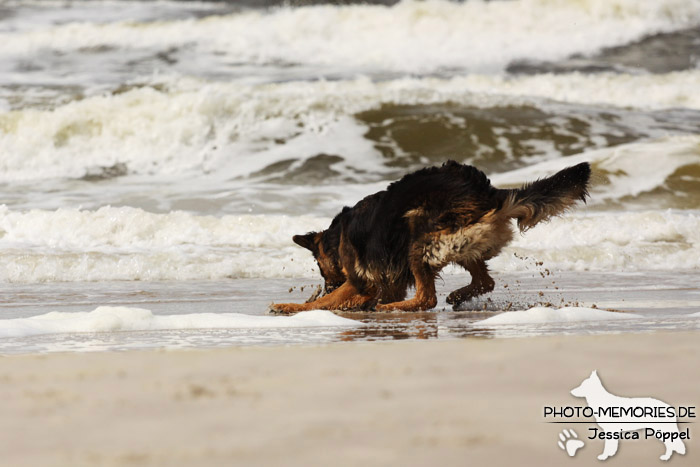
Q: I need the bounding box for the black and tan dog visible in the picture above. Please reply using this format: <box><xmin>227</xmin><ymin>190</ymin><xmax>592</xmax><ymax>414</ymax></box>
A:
<box><xmin>270</xmin><ymin>160</ymin><xmax>590</xmax><ymax>314</ymax></box>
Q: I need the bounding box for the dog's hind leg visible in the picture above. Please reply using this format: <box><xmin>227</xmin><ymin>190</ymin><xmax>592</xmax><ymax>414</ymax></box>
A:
<box><xmin>376</xmin><ymin>258</ymin><xmax>437</xmax><ymax>312</ymax></box>
<box><xmin>269</xmin><ymin>281</ymin><xmax>374</xmax><ymax>315</ymax></box>
<box><xmin>446</xmin><ymin>259</ymin><xmax>495</xmax><ymax>306</ymax></box>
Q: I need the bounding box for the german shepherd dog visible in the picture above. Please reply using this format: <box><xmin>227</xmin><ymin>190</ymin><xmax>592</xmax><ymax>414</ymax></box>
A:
<box><xmin>269</xmin><ymin>160</ymin><xmax>590</xmax><ymax>314</ymax></box>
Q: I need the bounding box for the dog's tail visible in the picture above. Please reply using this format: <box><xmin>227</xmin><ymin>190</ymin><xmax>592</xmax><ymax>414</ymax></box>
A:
<box><xmin>500</xmin><ymin>162</ymin><xmax>591</xmax><ymax>232</ymax></box>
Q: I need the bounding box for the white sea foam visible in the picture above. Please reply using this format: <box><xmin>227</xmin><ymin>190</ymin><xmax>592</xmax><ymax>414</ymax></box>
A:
<box><xmin>1</xmin><ymin>0</ymin><xmax>698</xmax><ymax>75</ymax></box>
<box><xmin>441</xmin><ymin>71</ymin><xmax>700</xmax><ymax>110</ymax></box>
<box><xmin>0</xmin><ymin>206</ymin><xmax>329</xmax><ymax>282</ymax></box>
<box><xmin>477</xmin><ymin>307</ymin><xmax>641</xmax><ymax>325</ymax></box>
<box><xmin>491</xmin><ymin>209</ymin><xmax>700</xmax><ymax>272</ymax></box>
<box><xmin>2</xmin><ymin>73</ymin><xmax>700</xmax><ymax>183</ymax></box>
<box><xmin>0</xmin><ymin>306</ymin><xmax>362</xmax><ymax>338</ymax></box>
<box><xmin>0</xmin><ymin>205</ymin><xmax>327</xmax><ymax>250</ymax></box>
<box><xmin>2</xmin><ymin>204</ymin><xmax>700</xmax><ymax>283</ymax></box>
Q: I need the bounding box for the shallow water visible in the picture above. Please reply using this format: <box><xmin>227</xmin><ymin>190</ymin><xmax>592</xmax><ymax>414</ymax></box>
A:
<box><xmin>1</xmin><ymin>271</ymin><xmax>699</xmax><ymax>353</ymax></box>
<box><xmin>1</xmin><ymin>0</ymin><xmax>700</xmax><ymax>352</ymax></box>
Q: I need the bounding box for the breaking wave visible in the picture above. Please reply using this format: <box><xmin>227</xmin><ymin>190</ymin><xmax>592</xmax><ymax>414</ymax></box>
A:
<box><xmin>2</xmin><ymin>0</ymin><xmax>699</xmax><ymax>76</ymax></box>
<box><xmin>2</xmin><ymin>204</ymin><xmax>700</xmax><ymax>283</ymax></box>
<box><xmin>1</xmin><ymin>73</ymin><xmax>700</xmax><ymax>184</ymax></box>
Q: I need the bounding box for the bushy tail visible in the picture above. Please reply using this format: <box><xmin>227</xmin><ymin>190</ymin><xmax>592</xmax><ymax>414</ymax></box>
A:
<box><xmin>500</xmin><ymin>162</ymin><xmax>591</xmax><ymax>232</ymax></box>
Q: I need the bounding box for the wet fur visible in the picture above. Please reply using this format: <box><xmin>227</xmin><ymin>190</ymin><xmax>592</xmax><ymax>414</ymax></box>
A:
<box><xmin>270</xmin><ymin>160</ymin><xmax>590</xmax><ymax>314</ymax></box>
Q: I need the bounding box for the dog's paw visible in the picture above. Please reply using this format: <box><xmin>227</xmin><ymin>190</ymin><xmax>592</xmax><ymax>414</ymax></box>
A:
<box><xmin>376</xmin><ymin>298</ymin><xmax>436</xmax><ymax>312</ymax></box>
<box><xmin>267</xmin><ymin>303</ymin><xmax>300</xmax><ymax>315</ymax></box>
<box><xmin>445</xmin><ymin>290</ymin><xmax>464</xmax><ymax>305</ymax></box>
<box><xmin>557</xmin><ymin>429</ymin><xmax>584</xmax><ymax>457</ymax></box>
<box><xmin>446</xmin><ymin>287</ymin><xmax>477</xmax><ymax>306</ymax></box>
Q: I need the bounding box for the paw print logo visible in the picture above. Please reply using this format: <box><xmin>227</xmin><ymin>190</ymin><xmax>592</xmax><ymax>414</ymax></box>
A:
<box><xmin>558</xmin><ymin>428</ymin><xmax>585</xmax><ymax>457</ymax></box>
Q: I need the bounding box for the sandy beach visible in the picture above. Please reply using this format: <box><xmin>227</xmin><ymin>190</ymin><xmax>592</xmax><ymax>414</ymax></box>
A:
<box><xmin>1</xmin><ymin>331</ymin><xmax>698</xmax><ymax>466</ymax></box>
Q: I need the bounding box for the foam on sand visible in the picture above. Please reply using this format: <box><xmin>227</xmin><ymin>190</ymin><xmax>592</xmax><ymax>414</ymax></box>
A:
<box><xmin>477</xmin><ymin>307</ymin><xmax>641</xmax><ymax>325</ymax></box>
<box><xmin>0</xmin><ymin>307</ymin><xmax>362</xmax><ymax>339</ymax></box>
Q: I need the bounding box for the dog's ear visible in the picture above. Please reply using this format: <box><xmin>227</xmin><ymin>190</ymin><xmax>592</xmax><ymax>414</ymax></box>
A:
<box><xmin>293</xmin><ymin>232</ymin><xmax>318</xmax><ymax>252</ymax></box>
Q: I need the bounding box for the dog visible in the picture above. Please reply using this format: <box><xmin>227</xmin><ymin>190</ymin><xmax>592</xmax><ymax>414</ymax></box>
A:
<box><xmin>269</xmin><ymin>160</ymin><xmax>590</xmax><ymax>314</ymax></box>
<box><xmin>571</xmin><ymin>370</ymin><xmax>686</xmax><ymax>461</ymax></box>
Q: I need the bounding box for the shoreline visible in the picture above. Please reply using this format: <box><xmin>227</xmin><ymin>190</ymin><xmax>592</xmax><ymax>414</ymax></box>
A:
<box><xmin>1</xmin><ymin>331</ymin><xmax>698</xmax><ymax>465</ymax></box>
<box><xmin>2</xmin><ymin>271</ymin><xmax>700</xmax><ymax>352</ymax></box>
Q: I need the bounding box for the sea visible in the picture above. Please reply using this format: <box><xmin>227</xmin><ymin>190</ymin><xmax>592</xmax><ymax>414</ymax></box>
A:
<box><xmin>1</xmin><ymin>0</ymin><xmax>700</xmax><ymax>353</ymax></box>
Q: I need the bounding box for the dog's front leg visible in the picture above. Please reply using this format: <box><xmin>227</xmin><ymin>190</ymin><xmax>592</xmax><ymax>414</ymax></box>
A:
<box><xmin>269</xmin><ymin>281</ymin><xmax>373</xmax><ymax>315</ymax></box>
<box><xmin>598</xmin><ymin>437</ymin><xmax>619</xmax><ymax>460</ymax></box>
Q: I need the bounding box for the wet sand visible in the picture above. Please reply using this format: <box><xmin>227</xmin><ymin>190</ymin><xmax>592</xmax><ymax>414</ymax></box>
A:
<box><xmin>1</xmin><ymin>331</ymin><xmax>698</xmax><ymax>466</ymax></box>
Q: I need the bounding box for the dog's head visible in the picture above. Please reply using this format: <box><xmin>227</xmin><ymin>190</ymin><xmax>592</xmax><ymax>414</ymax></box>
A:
<box><xmin>571</xmin><ymin>370</ymin><xmax>602</xmax><ymax>398</ymax></box>
<box><xmin>293</xmin><ymin>231</ymin><xmax>345</xmax><ymax>294</ymax></box>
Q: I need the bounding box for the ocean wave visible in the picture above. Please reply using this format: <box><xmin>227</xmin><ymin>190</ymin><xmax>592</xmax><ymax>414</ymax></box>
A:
<box><xmin>0</xmin><ymin>206</ymin><xmax>328</xmax><ymax>282</ymax></box>
<box><xmin>2</xmin><ymin>205</ymin><xmax>700</xmax><ymax>283</ymax></box>
<box><xmin>1</xmin><ymin>0</ymin><xmax>698</xmax><ymax>75</ymax></box>
<box><xmin>2</xmin><ymin>73</ymin><xmax>700</xmax><ymax>183</ymax></box>
<box><xmin>0</xmin><ymin>0</ymin><xmax>225</xmax><ymax>34</ymax></box>
<box><xmin>491</xmin><ymin>135</ymin><xmax>700</xmax><ymax>206</ymax></box>
<box><xmin>491</xmin><ymin>209</ymin><xmax>700</xmax><ymax>272</ymax></box>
